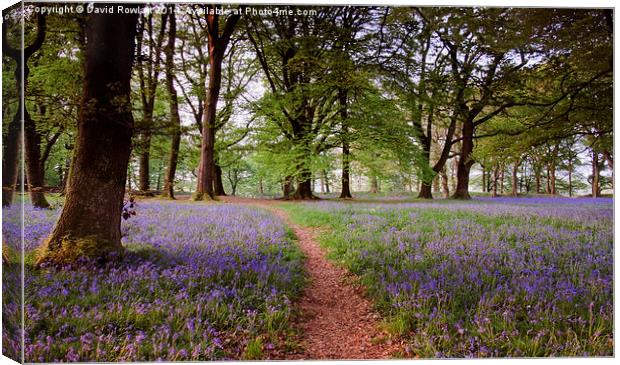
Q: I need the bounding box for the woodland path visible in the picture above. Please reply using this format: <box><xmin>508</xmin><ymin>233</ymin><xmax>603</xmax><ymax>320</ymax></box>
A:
<box><xmin>219</xmin><ymin>196</ymin><xmax>406</xmax><ymax>360</ymax></box>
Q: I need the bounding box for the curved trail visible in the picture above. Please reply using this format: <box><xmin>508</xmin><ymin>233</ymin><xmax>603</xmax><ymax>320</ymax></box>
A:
<box><xmin>220</xmin><ymin>196</ymin><xmax>404</xmax><ymax>360</ymax></box>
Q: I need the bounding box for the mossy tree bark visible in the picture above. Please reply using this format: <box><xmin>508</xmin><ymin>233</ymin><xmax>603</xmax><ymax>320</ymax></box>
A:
<box><xmin>37</xmin><ymin>7</ymin><xmax>140</xmax><ymax>266</ymax></box>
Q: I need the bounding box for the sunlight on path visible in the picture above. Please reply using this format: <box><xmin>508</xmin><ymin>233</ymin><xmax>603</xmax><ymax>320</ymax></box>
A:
<box><xmin>220</xmin><ymin>196</ymin><xmax>405</xmax><ymax>359</ymax></box>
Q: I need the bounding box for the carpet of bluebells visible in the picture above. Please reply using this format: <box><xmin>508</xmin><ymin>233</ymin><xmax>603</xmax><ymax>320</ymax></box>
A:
<box><xmin>284</xmin><ymin>197</ymin><xmax>614</xmax><ymax>357</ymax></box>
<box><xmin>2</xmin><ymin>201</ymin><xmax>304</xmax><ymax>362</ymax></box>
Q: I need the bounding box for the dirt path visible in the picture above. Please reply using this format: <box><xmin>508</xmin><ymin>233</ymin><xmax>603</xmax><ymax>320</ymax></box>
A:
<box><xmin>220</xmin><ymin>196</ymin><xmax>405</xmax><ymax>360</ymax></box>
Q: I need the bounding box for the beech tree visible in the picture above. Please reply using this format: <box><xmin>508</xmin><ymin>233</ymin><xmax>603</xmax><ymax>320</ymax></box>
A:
<box><xmin>380</xmin><ymin>9</ymin><xmax>454</xmax><ymax>199</ymax></box>
<box><xmin>37</xmin><ymin>5</ymin><xmax>140</xmax><ymax>265</ymax></box>
<box><xmin>246</xmin><ymin>7</ymin><xmax>345</xmax><ymax>199</ymax></box>
<box><xmin>162</xmin><ymin>7</ymin><xmax>181</xmax><ymax>199</ymax></box>
<box><xmin>135</xmin><ymin>10</ymin><xmax>167</xmax><ymax>192</ymax></box>
<box><xmin>194</xmin><ymin>5</ymin><xmax>242</xmax><ymax>200</ymax></box>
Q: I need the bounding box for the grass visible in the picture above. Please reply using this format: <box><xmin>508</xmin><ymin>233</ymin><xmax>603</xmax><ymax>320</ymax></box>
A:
<box><xmin>280</xmin><ymin>198</ymin><xmax>613</xmax><ymax>358</ymax></box>
<box><xmin>3</xmin><ymin>202</ymin><xmax>307</xmax><ymax>362</ymax></box>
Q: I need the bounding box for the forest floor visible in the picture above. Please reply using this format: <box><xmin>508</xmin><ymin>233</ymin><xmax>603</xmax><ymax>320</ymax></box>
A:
<box><xmin>219</xmin><ymin>196</ymin><xmax>405</xmax><ymax>359</ymax></box>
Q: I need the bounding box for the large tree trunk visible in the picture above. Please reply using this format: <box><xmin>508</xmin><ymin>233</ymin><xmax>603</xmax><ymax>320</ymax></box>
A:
<box><xmin>214</xmin><ymin>163</ymin><xmax>226</xmax><ymax>196</ymax></box>
<box><xmin>293</xmin><ymin>171</ymin><xmax>316</xmax><ymax>199</ymax></box>
<box><xmin>282</xmin><ymin>176</ymin><xmax>293</xmax><ymax>198</ymax></box>
<box><xmin>452</xmin><ymin>120</ymin><xmax>474</xmax><ymax>199</ymax></box>
<box><xmin>419</xmin><ymin>182</ymin><xmax>433</xmax><ymax>199</ymax></box>
<box><xmin>195</xmin><ymin>10</ymin><xmax>240</xmax><ymax>201</ymax></box>
<box><xmin>37</xmin><ymin>7</ymin><xmax>139</xmax><ymax>266</ymax></box>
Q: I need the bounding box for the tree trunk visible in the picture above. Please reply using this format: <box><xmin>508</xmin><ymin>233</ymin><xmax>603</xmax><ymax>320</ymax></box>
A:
<box><xmin>258</xmin><ymin>178</ymin><xmax>264</xmax><ymax>196</ymax></box>
<box><xmin>59</xmin><ymin>158</ymin><xmax>71</xmax><ymax>196</ymax></box>
<box><xmin>549</xmin><ymin>161</ymin><xmax>557</xmax><ymax>195</ymax></box>
<box><xmin>500</xmin><ymin>166</ymin><xmax>505</xmax><ymax>194</ymax></box>
<box><xmin>2</xmin><ymin>107</ymin><xmax>21</xmax><ymax>208</ymax></box>
<box><xmin>370</xmin><ymin>175</ymin><xmax>379</xmax><ymax>194</ymax></box>
<box><xmin>136</xmin><ymin>13</ymin><xmax>167</xmax><ymax>193</ymax></box>
<box><xmin>338</xmin><ymin>89</ymin><xmax>352</xmax><ymax>199</ymax></box>
<box><xmin>24</xmin><ymin>59</ymin><xmax>49</xmax><ymax>208</ymax></box>
<box><xmin>481</xmin><ymin>165</ymin><xmax>486</xmax><ymax>193</ymax></box>
<box><xmin>293</xmin><ymin>171</ymin><xmax>316</xmax><ymax>199</ymax></box>
<box><xmin>282</xmin><ymin>176</ymin><xmax>293</xmax><ymax>198</ymax></box>
<box><xmin>592</xmin><ymin>151</ymin><xmax>600</xmax><ymax>198</ymax></box>
<box><xmin>440</xmin><ymin>167</ymin><xmax>449</xmax><ymax>198</ymax></box>
<box><xmin>432</xmin><ymin>174</ymin><xmax>440</xmax><ymax>193</ymax></box>
<box><xmin>568</xmin><ymin>158</ymin><xmax>573</xmax><ymax>197</ymax></box>
<box><xmin>227</xmin><ymin>169</ymin><xmax>238</xmax><ymax>196</ymax></box>
<box><xmin>162</xmin><ymin>9</ymin><xmax>180</xmax><ymax>200</ymax></box>
<box><xmin>37</xmin><ymin>7</ymin><xmax>139</xmax><ymax>265</ymax></box>
<box><xmin>138</xmin><ymin>120</ymin><xmax>151</xmax><ymax>191</ymax></box>
<box><xmin>492</xmin><ymin>164</ymin><xmax>499</xmax><ymax>197</ymax></box>
<box><xmin>511</xmin><ymin>159</ymin><xmax>520</xmax><ymax>197</ymax></box>
<box><xmin>214</xmin><ymin>163</ymin><xmax>226</xmax><ymax>196</ymax></box>
<box><xmin>2</xmin><ymin>13</ymin><xmax>46</xmax><ymax>207</ymax></box>
<box><xmin>24</xmin><ymin>110</ymin><xmax>49</xmax><ymax>208</ymax></box>
<box><xmin>450</xmin><ymin>158</ymin><xmax>458</xmax><ymax>193</ymax></box>
<box><xmin>452</xmin><ymin>120</ymin><xmax>474</xmax><ymax>199</ymax></box>
<box><xmin>417</xmin><ymin>138</ymin><xmax>433</xmax><ymax>199</ymax></box>
<box><xmin>323</xmin><ymin>170</ymin><xmax>330</xmax><ymax>193</ymax></box>
<box><xmin>602</xmin><ymin>150</ymin><xmax>613</xmax><ymax>190</ymax></box>
<box><xmin>195</xmin><ymin>10</ymin><xmax>240</xmax><ymax>201</ymax></box>
<box><xmin>155</xmin><ymin>163</ymin><xmax>162</xmax><ymax>191</ymax></box>
<box><xmin>418</xmin><ymin>182</ymin><xmax>433</xmax><ymax>199</ymax></box>
<box><xmin>486</xmin><ymin>169</ymin><xmax>493</xmax><ymax>193</ymax></box>
<box><xmin>340</xmin><ymin>149</ymin><xmax>352</xmax><ymax>199</ymax></box>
